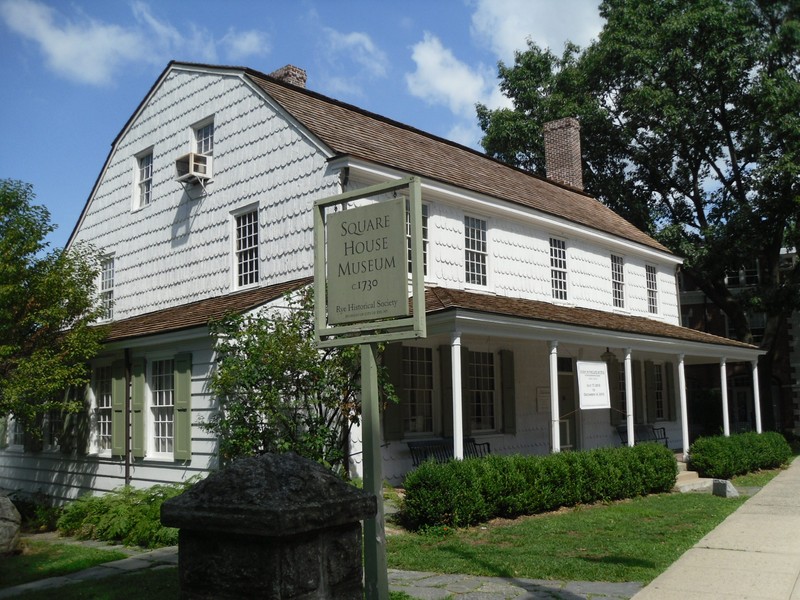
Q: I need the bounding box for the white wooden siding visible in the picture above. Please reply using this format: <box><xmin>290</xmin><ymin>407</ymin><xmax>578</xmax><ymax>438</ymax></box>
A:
<box><xmin>73</xmin><ymin>70</ymin><xmax>338</xmax><ymax>320</ymax></box>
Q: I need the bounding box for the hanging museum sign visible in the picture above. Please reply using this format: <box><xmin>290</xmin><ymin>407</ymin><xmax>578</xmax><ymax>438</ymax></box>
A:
<box><xmin>576</xmin><ymin>360</ymin><xmax>611</xmax><ymax>410</ymax></box>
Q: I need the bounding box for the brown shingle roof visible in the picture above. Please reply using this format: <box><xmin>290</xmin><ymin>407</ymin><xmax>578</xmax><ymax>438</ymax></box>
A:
<box><xmin>245</xmin><ymin>70</ymin><xmax>670</xmax><ymax>255</ymax></box>
<box><xmin>424</xmin><ymin>287</ymin><xmax>757</xmax><ymax>350</ymax></box>
<box><xmin>105</xmin><ymin>278</ymin><xmax>312</xmax><ymax>342</ymax></box>
<box><xmin>103</xmin><ymin>276</ymin><xmax>754</xmax><ymax>352</ymax></box>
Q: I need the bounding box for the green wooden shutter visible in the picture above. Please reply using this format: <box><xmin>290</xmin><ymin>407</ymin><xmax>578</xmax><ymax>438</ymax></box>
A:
<box><xmin>633</xmin><ymin>360</ymin><xmax>644</xmax><ymax>424</ymax></box>
<box><xmin>0</xmin><ymin>418</ymin><xmax>7</xmax><ymax>449</ymax></box>
<box><xmin>644</xmin><ymin>360</ymin><xmax>656</xmax><ymax>423</ymax></box>
<box><xmin>665</xmin><ymin>362</ymin><xmax>676</xmax><ymax>421</ymax></box>
<box><xmin>500</xmin><ymin>350</ymin><xmax>516</xmax><ymax>435</ymax></box>
<box><xmin>607</xmin><ymin>356</ymin><xmax>622</xmax><ymax>426</ymax></box>
<box><xmin>174</xmin><ymin>353</ymin><xmax>192</xmax><ymax>461</ymax></box>
<box><xmin>111</xmin><ymin>360</ymin><xmax>126</xmax><ymax>457</ymax></box>
<box><xmin>23</xmin><ymin>417</ymin><xmax>43</xmax><ymax>453</ymax></box>
<box><xmin>382</xmin><ymin>343</ymin><xmax>404</xmax><ymax>442</ymax></box>
<box><xmin>440</xmin><ymin>345</ymin><xmax>453</xmax><ymax>437</ymax></box>
<box><xmin>131</xmin><ymin>357</ymin><xmax>146</xmax><ymax>459</ymax></box>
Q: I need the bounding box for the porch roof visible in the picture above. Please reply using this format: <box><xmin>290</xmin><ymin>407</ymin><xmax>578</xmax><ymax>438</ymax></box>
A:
<box><xmin>423</xmin><ymin>287</ymin><xmax>761</xmax><ymax>360</ymax></box>
<box><xmin>103</xmin><ymin>278</ymin><xmax>312</xmax><ymax>342</ymax></box>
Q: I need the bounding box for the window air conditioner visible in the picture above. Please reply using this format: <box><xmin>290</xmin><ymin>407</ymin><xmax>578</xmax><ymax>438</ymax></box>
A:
<box><xmin>175</xmin><ymin>153</ymin><xmax>212</xmax><ymax>183</ymax></box>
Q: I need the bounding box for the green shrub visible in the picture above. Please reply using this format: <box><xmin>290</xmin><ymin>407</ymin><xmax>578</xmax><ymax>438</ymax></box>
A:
<box><xmin>689</xmin><ymin>432</ymin><xmax>792</xmax><ymax>479</ymax></box>
<box><xmin>57</xmin><ymin>480</ymin><xmax>197</xmax><ymax>548</ymax></box>
<box><xmin>401</xmin><ymin>444</ymin><xmax>676</xmax><ymax>530</ymax></box>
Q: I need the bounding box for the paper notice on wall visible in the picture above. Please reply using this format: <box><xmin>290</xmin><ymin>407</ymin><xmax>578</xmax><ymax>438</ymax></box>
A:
<box><xmin>576</xmin><ymin>360</ymin><xmax>611</xmax><ymax>410</ymax></box>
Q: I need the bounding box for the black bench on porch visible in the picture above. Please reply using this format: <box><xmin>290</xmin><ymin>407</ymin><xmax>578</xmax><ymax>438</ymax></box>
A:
<box><xmin>616</xmin><ymin>423</ymin><xmax>669</xmax><ymax>447</ymax></box>
<box><xmin>407</xmin><ymin>438</ymin><xmax>491</xmax><ymax>467</ymax></box>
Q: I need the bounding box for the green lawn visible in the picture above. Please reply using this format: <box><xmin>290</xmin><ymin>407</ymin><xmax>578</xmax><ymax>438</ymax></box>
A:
<box><xmin>387</xmin><ymin>492</ymin><xmax>746</xmax><ymax>584</ymax></box>
<box><xmin>0</xmin><ymin>539</ymin><xmax>127</xmax><ymax>589</ymax></box>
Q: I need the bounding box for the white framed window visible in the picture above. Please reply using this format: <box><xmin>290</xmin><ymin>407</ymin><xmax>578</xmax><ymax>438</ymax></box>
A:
<box><xmin>468</xmin><ymin>351</ymin><xmax>498</xmax><ymax>432</ymax></box>
<box><xmin>94</xmin><ymin>365</ymin><xmax>113</xmax><ymax>453</ymax></box>
<box><xmin>726</xmin><ymin>311</ymin><xmax>766</xmax><ymax>344</ymax></box>
<box><xmin>550</xmin><ymin>238</ymin><xmax>568</xmax><ymax>300</ymax></box>
<box><xmin>611</xmin><ymin>254</ymin><xmax>625</xmax><ymax>308</ymax></box>
<box><xmin>402</xmin><ymin>346</ymin><xmax>434</xmax><ymax>435</ymax></box>
<box><xmin>150</xmin><ymin>358</ymin><xmax>175</xmax><ymax>456</ymax></box>
<box><xmin>99</xmin><ymin>256</ymin><xmax>114</xmax><ymax>321</ymax></box>
<box><xmin>646</xmin><ymin>264</ymin><xmax>658</xmax><ymax>314</ymax></box>
<box><xmin>43</xmin><ymin>410</ymin><xmax>63</xmax><ymax>451</ymax></box>
<box><xmin>195</xmin><ymin>120</ymin><xmax>214</xmax><ymax>156</ymax></box>
<box><xmin>137</xmin><ymin>150</ymin><xmax>153</xmax><ymax>208</ymax></box>
<box><xmin>406</xmin><ymin>201</ymin><xmax>429</xmax><ymax>276</ymax></box>
<box><xmin>234</xmin><ymin>209</ymin><xmax>260</xmax><ymax>287</ymax></box>
<box><xmin>464</xmin><ymin>216</ymin><xmax>487</xmax><ymax>286</ymax></box>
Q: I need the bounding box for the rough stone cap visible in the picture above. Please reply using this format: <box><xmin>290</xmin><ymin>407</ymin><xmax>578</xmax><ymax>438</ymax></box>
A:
<box><xmin>161</xmin><ymin>453</ymin><xmax>376</xmax><ymax>537</ymax></box>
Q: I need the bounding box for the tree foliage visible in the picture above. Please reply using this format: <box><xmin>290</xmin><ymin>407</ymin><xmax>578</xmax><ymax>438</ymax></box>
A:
<box><xmin>0</xmin><ymin>179</ymin><xmax>106</xmax><ymax>430</ymax></box>
<box><xmin>204</xmin><ymin>286</ymin><xmax>393</xmax><ymax>476</ymax></box>
<box><xmin>477</xmin><ymin>0</ymin><xmax>800</xmax><ymax>362</ymax></box>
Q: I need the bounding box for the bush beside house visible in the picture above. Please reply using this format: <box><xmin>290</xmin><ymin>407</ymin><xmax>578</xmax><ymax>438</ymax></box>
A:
<box><xmin>402</xmin><ymin>444</ymin><xmax>677</xmax><ymax>530</ymax></box>
<box><xmin>688</xmin><ymin>432</ymin><xmax>792</xmax><ymax>479</ymax></box>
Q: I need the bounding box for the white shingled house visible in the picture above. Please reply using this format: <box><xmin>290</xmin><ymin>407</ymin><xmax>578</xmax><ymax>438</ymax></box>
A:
<box><xmin>0</xmin><ymin>62</ymin><xmax>763</xmax><ymax>497</ymax></box>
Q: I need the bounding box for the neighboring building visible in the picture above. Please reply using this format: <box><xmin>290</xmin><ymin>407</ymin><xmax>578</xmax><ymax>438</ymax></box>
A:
<box><xmin>679</xmin><ymin>251</ymin><xmax>799</xmax><ymax>439</ymax></box>
<box><xmin>0</xmin><ymin>62</ymin><xmax>763</xmax><ymax>498</ymax></box>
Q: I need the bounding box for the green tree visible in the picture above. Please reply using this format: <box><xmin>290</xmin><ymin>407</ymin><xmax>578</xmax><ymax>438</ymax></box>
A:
<box><xmin>478</xmin><ymin>0</ymin><xmax>799</xmax><ymax>426</ymax></box>
<box><xmin>0</xmin><ymin>179</ymin><xmax>107</xmax><ymax>432</ymax></box>
<box><xmin>204</xmin><ymin>286</ymin><xmax>393</xmax><ymax>476</ymax></box>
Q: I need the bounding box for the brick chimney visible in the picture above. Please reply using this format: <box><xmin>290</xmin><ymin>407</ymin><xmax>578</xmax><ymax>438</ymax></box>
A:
<box><xmin>543</xmin><ymin>117</ymin><xmax>583</xmax><ymax>190</ymax></box>
<box><xmin>268</xmin><ymin>64</ymin><xmax>307</xmax><ymax>88</ymax></box>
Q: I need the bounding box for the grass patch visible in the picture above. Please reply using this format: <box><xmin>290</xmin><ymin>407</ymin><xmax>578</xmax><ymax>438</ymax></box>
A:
<box><xmin>0</xmin><ymin>539</ymin><xmax>128</xmax><ymax>589</ymax></box>
<box><xmin>10</xmin><ymin>566</ymin><xmax>179</xmax><ymax>600</ymax></box>
<box><xmin>387</xmin><ymin>492</ymin><xmax>746</xmax><ymax>584</ymax></box>
<box><xmin>731</xmin><ymin>466</ymin><xmax>785</xmax><ymax>488</ymax></box>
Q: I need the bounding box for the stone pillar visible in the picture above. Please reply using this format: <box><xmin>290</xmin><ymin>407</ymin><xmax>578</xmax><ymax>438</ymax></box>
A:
<box><xmin>161</xmin><ymin>452</ymin><xmax>376</xmax><ymax>600</ymax></box>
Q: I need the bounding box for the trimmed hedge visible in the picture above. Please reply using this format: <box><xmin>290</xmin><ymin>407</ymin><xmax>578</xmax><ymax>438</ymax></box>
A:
<box><xmin>688</xmin><ymin>431</ymin><xmax>792</xmax><ymax>479</ymax></box>
<box><xmin>401</xmin><ymin>443</ymin><xmax>676</xmax><ymax>530</ymax></box>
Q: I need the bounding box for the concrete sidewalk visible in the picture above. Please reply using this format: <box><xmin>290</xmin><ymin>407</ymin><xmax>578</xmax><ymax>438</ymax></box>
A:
<box><xmin>633</xmin><ymin>458</ymin><xmax>800</xmax><ymax>599</ymax></box>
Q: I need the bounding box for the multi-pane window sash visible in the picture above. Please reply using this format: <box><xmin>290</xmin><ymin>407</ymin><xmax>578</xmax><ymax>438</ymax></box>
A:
<box><xmin>550</xmin><ymin>238</ymin><xmax>568</xmax><ymax>300</ymax></box>
<box><xmin>401</xmin><ymin>346</ymin><xmax>433</xmax><ymax>434</ymax></box>
<box><xmin>468</xmin><ymin>351</ymin><xmax>495</xmax><ymax>431</ymax></box>
<box><xmin>236</xmin><ymin>211</ymin><xmax>259</xmax><ymax>287</ymax></box>
<box><xmin>100</xmin><ymin>257</ymin><xmax>114</xmax><ymax>321</ymax></box>
<box><xmin>654</xmin><ymin>364</ymin><xmax>664</xmax><ymax>420</ymax></box>
<box><xmin>138</xmin><ymin>152</ymin><xmax>153</xmax><ymax>207</ymax></box>
<box><xmin>151</xmin><ymin>359</ymin><xmax>174</xmax><ymax>454</ymax></box>
<box><xmin>406</xmin><ymin>201</ymin><xmax>428</xmax><ymax>276</ymax></box>
<box><xmin>196</xmin><ymin>122</ymin><xmax>214</xmax><ymax>155</ymax></box>
<box><xmin>646</xmin><ymin>265</ymin><xmax>658</xmax><ymax>313</ymax></box>
<box><xmin>95</xmin><ymin>366</ymin><xmax>113</xmax><ymax>451</ymax></box>
<box><xmin>464</xmin><ymin>216</ymin><xmax>487</xmax><ymax>286</ymax></box>
<box><xmin>611</xmin><ymin>254</ymin><xmax>625</xmax><ymax>308</ymax></box>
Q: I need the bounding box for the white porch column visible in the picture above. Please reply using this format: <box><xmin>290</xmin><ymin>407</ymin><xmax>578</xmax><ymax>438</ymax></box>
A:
<box><xmin>720</xmin><ymin>358</ymin><xmax>730</xmax><ymax>436</ymax></box>
<box><xmin>752</xmin><ymin>360</ymin><xmax>763</xmax><ymax>434</ymax></box>
<box><xmin>624</xmin><ymin>348</ymin><xmax>635</xmax><ymax>447</ymax></box>
<box><xmin>678</xmin><ymin>354</ymin><xmax>689</xmax><ymax>459</ymax></box>
<box><xmin>451</xmin><ymin>332</ymin><xmax>464</xmax><ymax>460</ymax></box>
<box><xmin>549</xmin><ymin>341</ymin><xmax>561</xmax><ymax>453</ymax></box>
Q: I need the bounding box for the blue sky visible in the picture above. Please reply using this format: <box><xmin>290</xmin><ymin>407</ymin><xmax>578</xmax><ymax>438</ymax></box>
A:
<box><xmin>0</xmin><ymin>0</ymin><xmax>603</xmax><ymax>249</ymax></box>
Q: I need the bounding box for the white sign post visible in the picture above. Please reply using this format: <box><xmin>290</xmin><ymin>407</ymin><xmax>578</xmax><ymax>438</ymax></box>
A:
<box><xmin>313</xmin><ymin>176</ymin><xmax>426</xmax><ymax>600</ymax></box>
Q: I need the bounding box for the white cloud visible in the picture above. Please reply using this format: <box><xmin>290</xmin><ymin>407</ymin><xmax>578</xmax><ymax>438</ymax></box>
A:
<box><xmin>220</xmin><ymin>28</ymin><xmax>270</xmax><ymax>62</ymax></box>
<box><xmin>470</xmin><ymin>0</ymin><xmax>603</xmax><ymax>63</ymax></box>
<box><xmin>0</xmin><ymin>0</ymin><xmax>147</xmax><ymax>85</ymax></box>
<box><xmin>406</xmin><ymin>32</ymin><xmax>502</xmax><ymax>118</ymax></box>
<box><xmin>324</xmin><ymin>28</ymin><xmax>388</xmax><ymax>78</ymax></box>
<box><xmin>0</xmin><ymin>0</ymin><xmax>270</xmax><ymax>86</ymax></box>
